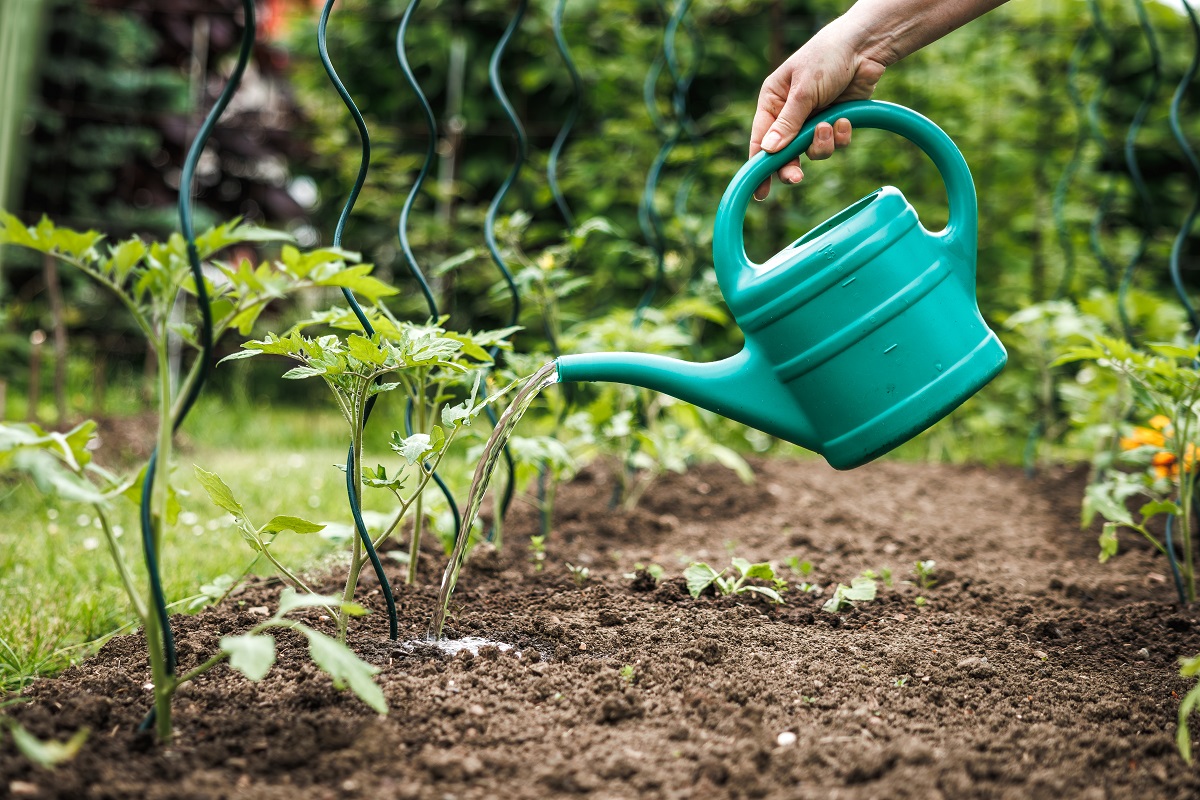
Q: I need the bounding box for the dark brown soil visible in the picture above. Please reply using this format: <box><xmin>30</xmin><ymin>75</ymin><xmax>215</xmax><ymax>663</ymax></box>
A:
<box><xmin>6</xmin><ymin>458</ymin><xmax>1200</xmax><ymax>799</ymax></box>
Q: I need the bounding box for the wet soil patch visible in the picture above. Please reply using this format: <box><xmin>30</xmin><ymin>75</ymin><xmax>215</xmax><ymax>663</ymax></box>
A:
<box><xmin>5</xmin><ymin>459</ymin><xmax>1200</xmax><ymax>799</ymax></box>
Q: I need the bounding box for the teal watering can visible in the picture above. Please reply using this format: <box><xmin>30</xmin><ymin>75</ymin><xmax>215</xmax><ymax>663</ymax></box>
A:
<box><xmin>556</xmin><ymin>100</ymin><xmax>1008</xmax><ymax>470</ymax></box>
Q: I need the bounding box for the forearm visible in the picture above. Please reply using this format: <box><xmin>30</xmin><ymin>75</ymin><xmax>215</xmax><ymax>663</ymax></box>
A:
<box><xmin>835</xmin><ymin>0</ymin><xmax>1009</xmax><ymax>66</ymax></box>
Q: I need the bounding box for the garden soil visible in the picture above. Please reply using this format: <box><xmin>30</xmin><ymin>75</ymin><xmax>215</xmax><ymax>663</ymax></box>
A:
<box><xmin>6</xmin><ymin>458</ymin><xmax>1200</xmax><ymax>799</ymax></box>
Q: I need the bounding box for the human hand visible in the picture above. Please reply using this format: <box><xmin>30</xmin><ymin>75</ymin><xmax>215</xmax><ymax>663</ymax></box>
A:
<box><xmin>750</xmin><ymin>19</ymin><xmax>886</xmax><ymax>201</ymax></box>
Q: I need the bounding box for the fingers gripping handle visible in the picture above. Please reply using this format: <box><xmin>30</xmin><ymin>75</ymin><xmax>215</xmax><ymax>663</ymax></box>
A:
<box><xmin>714</xmin><ymin>100</ymin><xmax>977</xmax><ymax>292</ymax></box>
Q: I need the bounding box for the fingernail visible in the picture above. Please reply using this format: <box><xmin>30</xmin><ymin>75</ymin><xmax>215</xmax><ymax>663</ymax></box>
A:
<box><xmin>762</xmin><ymin>131</ymin><xmax>782</xmax><ymax>151</ymax></box>
<box><xmin>836</xmin><ymin>119</ymin><xmax>851</xmax><ymax>135</ymax></box>
<box><xmin>817</xmin><ymin>125</ymin><xmax>832</xmax><ymax>141</ymax></box>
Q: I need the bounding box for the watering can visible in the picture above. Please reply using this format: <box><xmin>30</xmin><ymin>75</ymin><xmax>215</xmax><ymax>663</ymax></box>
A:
<box><xmin>555</xmin><ymin>100</ymin><xmax>1007</xmax><ymax>470</ymax></box>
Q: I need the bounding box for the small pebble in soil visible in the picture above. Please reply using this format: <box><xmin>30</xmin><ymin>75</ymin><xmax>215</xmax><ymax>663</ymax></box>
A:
<box><xmin>1136</xmin><ymin>648</ymin><xmax>1150</xmax><ymax>660</ymax></box>
<box><xmin>776</xmin><ymin>731</ymin><xmax>798</xmax><ymax>747</ymax></box>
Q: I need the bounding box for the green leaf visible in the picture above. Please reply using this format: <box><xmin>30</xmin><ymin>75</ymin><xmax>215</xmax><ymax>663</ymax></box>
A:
<box><xmin>6</xmin><ymin>722</ymin><xmax>88</xmax><ymax>768</ymax></box>
<box><xmin>217</xmin><ymin>349</ymin><xmax>261</xmax><ymax>364</ymax></box>
<box><xmin>738</xmin><ymin>585</ymin><xmax>785</xmax><ymax>604</ymax></box>
<box><xmin>683</xmin><ymin>563</ymin><xmax>722</xmax><ymax>598</ymax></box>
<box><xmin>193</xmin><ymin>466</ymin><xmax>244</xmax><ymax>518</ymax></box>
<box><xmin>300</xmin><ymin>625</ymin><xmax>388</xmax><ymax>714</ymax></box>
<box><xmin>259</xmin><ymin>515</ymin><xmax>325</xmax><ymax>535</ymax></box>
<box><xmin>275</xmin><ymin>588</ymin><xmax>367</xmax><ymax>618</ymax></box>
<box><xmin>1084</xmin><ymin>483</ymin><xmax>1135</xmax><ymax>527</ymax></box>
<box><xmin>1179</xmin><ymin>682</ymin><xmax>1200</xmax><ymax>765</ymax></box>
<box><xmin>1098</xmin><ymin>523</ymin><xmax>1120</xmax><ymax>564</ymax></box>
<box><xmin>220</xmin><ymin>634</ymin><xmax>277</xmax><ymax>681</ymax></box>
<box><xmin>107</xmin><ymin>239</ymin><xmax>146</xmax><ymax>282</ymax></box>
<box><xmin>282</xmin><ymin>366</ymin><xmax>327</xmax><ymax>380</ymax></box>
<box><xmin>1141</xmin><ymin>500</ymin><xmax>1183</xmax><ymax>520</ymax></box>
<box><xmin>347</xmin><ymin>334</ymin><xmax>387</xmax><ymax>366</ymax></box>
<box><xmin>316</xmin><ymin>265</ymin><xmax>399</xmax><ymax>302</ymax></box>
<box><xmin>843</xmin><ymin>577</ymin><xmax>877</xmax><ymax>602</ymax></box>
<box><xmin>731</xmin><ymin>558</ymin><xmax>774</xmax><ymax>581</ymax></box>
<box><xmin>392</xmin><ymin>433</ymin><xmax>432</xmax><ymax>465</ymax></box>
<box><xmin>1147</xmin><ymin>342</ymin><xmax>1200</xmax><ymax>360</ymax></box>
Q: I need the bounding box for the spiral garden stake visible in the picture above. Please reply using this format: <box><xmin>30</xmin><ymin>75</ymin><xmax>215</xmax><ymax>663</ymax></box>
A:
<box><xmin>1116</xmin><ymin>0</ymin><xmax>1163</xmax><ymax>346</ymax></box>
<box><xmin>548</xmin><ymin>0</ymin><xmax>582</xmax><ymax>231</ymax></box>
<box><xmin>1051</xmin><ymin>25</ymin><xmax>1095</xmax><ymax>302</ymax></box>
<box><xmin>317</xmin><ymin>0</ymin><xmax>399</xmax><ymax>641</ymax></box>
<box><xmin>1084</xmin><ymin>0</ymin><xmax>1121</xmax><ymax>299</ymax></box>
<box><xmin>481</xmin><ymin>0</ymin><xmax>531</xmax><ymax>542</ymax></box>
<box><xmin>1163</xmin><ymin>0</ymin><xmax>1200</xmax><ymax>606</ymax></box>
<box><xmin>396</xmin><ymin>0</ymin><xmax>463</xmax><ymax>580</ymax></box>
<box><xmin>138</xmin><ymin>0</ymin><xmax>257</xmax><ymax>737</ymax></box>
<box><xmin>1169</xmin><ymin>0</ymin><xmax>1200</xmax><ymax>335</ymax></box>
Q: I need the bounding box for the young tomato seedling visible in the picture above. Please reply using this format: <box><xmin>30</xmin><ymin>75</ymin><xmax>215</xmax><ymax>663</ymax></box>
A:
<box><xmin>684</xmin><ymin>558</ymin><xmax>787</xmax><ymax>603</ymax></box>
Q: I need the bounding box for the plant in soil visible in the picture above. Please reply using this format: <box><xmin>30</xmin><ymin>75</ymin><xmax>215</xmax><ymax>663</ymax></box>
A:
<box><xmin>222</xmin><ymin>316</ymin><xmax>513</xmax><ymax>637</ymax></box>
<box><xmin>0</xmin><ymin>213</ymin><xmax>398</xmax><ymax>740</ymax></box>
<box><xmin>1056</xmin><ymin>337</ymin><xmax>1199</xmax><ymax>602</ymax></box>
<box><xmin>912</xmin><ymin>559</ymin><xmax>938</xmax><ymax>590</ymax></box>
<box><xmin>821</xmin><ymin>576</ymin><xmax>878</xmax><ymax>613</ymax></box>
<box><xmin>684</xmin><ymin>558</ymin><xmax>787</xmax><ymax>603</ymax></box>
<box><xmin>565</xmin><ymin>562</ymin><xmax>591</xmax><ymax>588</ymax></box>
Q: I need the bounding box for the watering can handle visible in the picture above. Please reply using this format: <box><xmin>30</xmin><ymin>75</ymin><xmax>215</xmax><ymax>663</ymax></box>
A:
<box><xmin>713</xmin><ymin>100</ymin><xmax>977</xmax><ymax>286</ymax></box>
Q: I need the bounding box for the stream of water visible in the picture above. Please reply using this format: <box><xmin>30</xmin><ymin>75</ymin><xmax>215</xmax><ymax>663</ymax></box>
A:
<box><xmin>429</xmin><ymin>360</ymin><xmax>560</xmax><ymax>638</ymax></box>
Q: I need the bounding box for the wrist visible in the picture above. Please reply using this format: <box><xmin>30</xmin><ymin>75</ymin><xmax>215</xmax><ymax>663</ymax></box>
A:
<box><xmin>831</xmin><ymin>4</ymin><xmax>904</xmax><ymax>68</ymax></box>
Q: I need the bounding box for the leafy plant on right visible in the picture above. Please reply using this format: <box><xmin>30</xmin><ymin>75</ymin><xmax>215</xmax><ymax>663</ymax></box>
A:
<box><xmin>1056</xmin><ymin>337</ymin><xmax>1199</xmax><ymax>602</ymax></box>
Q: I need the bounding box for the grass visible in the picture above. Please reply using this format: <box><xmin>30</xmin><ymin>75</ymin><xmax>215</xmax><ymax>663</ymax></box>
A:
<box><xmin>0</xmin><ymin>394</ymin><xmax>472</xmax><ymax>692</ymax></box>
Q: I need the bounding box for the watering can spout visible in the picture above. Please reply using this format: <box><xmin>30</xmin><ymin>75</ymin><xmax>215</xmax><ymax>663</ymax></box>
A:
<box><xmin>555</xmin><ymin>349</ymin><xmax>820</xmax><ymax>453</ymax></box>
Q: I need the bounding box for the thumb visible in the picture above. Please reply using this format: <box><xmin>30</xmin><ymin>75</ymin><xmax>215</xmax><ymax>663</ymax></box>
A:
<box><xmin>759</xmin><ymin>92</ymin><xmax>815</xmax><ymax>153</ymax></box>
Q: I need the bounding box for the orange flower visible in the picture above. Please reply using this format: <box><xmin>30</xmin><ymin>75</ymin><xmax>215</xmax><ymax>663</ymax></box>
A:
<box><xmin>1153</xmin><ymin>450</ymin><xmax>1178</xmax><ymax>479</ymax></box>
<box><xmin>1152</xmin><ymin>444</ymin><xmax>1198</xmax><ymax>479</ymax></box>
<box><xmin>1121</xmin><ymin>426</ymin><xmax>1166</xmax><ymax>451</ymax></box>
<box><xmin>1150</xmin><ymin>414</ymin><xmax>1173</xmax><ymax>432</ymax></box>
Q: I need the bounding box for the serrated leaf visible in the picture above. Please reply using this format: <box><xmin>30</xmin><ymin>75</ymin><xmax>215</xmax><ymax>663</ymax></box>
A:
<box><xmin>300</xmin><ymin>624</ymin><xmax>388</xmax><ymax>714</ymax></box>
<box><xmin>220</xmin><ymin>634</ymin><xmax>276</xmax><ymax>681</ymax></box>
<box><xmin>392</xmin><ymin>433</ymin><xmax>432</xmax><ymax>464</ymax></box>
<box><xmin>684</xmin><ymin>563</ymin><xmax>722</xmax><ymax>598</ymax></box>
<box><xmin>260</xmin><ymin>515</ymin><xmax>325</xmax><ymax>535</ymax></box>
<box><xmin>282</xmin><ymin>366</ymin><xmax>327</xmax><ymax>379</ymax></box>
<box><xmin>107</xmin><ymin>239</ymin><xmax>146</xmax><ymax>282</ymax></box>
<box><xmin>347</xmin><ymin>334</ymin><xmax>387</xmax><ymax>366</ymax></box>
<box><xmin>193</xmin><ymin>466</ymin><xmax>244</xmax><ymax>518</ymax></box>
<box><xmin>275</xmin><ymin>588</ymin><xmax>367</xmax><ymax>618</ymax></box>
<box><xmin>7</xmin><ymin>721</ymin><xmax>88</xmax><ymax>768</ymax></box>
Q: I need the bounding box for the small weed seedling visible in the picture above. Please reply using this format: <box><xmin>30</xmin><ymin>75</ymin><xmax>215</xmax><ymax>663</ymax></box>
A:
<box><xmin>862</xmin><ymin>567</ymin><xmax>893</xmax><ymax>587</ymax></box>
<box><xmin>566</xmin><ymin>563</ymin><xmax>590</xmax><ymax>588</ymax></box>
<box><xmin>530</xmin><ymin>535</ymin><xmax>547</xmax><ymax>572</ymax></box>
<box><xmin>1178</xmin><ymin>653</ymin><xmax>1200</xmax><ymax>763</ymax></box>
<box><xmin>785</xmin><ymin>556</ymin><xmax>813</xmax><ymax>577</ymax></box>
<box><xmin>914</xmin><ymin>596</ymin><xmax>929</xmax><ymax>607</ymax></box>
<box><xmin>822</xmin><ymin>577</ymin><xmax>877</xmax><ymax>613</ymax></box>
<box><xmin>913</xmin><ymin>560</ymin><xmax>938</xmax><ymax>590</ymax></box>
<box><xmin>622</xmin><ymin>562</ymin><xmax>665</xmax><ymax>582</ymax></box>
<box><xmin>619</xmin><ymin>664</ymin><xmax>636</xmax><ymax>684</ymax></box>
<box><xmin>684</xmin><ymin>558</ymin><xmax>787</xmax><ymax>604</ymax></box>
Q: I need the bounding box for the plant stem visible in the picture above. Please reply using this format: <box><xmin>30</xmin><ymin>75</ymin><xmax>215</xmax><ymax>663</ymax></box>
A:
<box><xmin>147</xmin><ymin>330</ymin><xmax>175</xmax><ymax>742</ymax></box>
<box><xmin>407</xmin><ymin>388</ymin><xmax>427</xmax><ymax>585</ymax></box>
<box><xmin>94</xmin><ymin>502</ymin><xmax>147</xmax><ymax>622</ymax></box>
<box><xmin>338</xmin><ymin>388</ymin><xmax>367</xmax><ymax>642</ymax></box>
